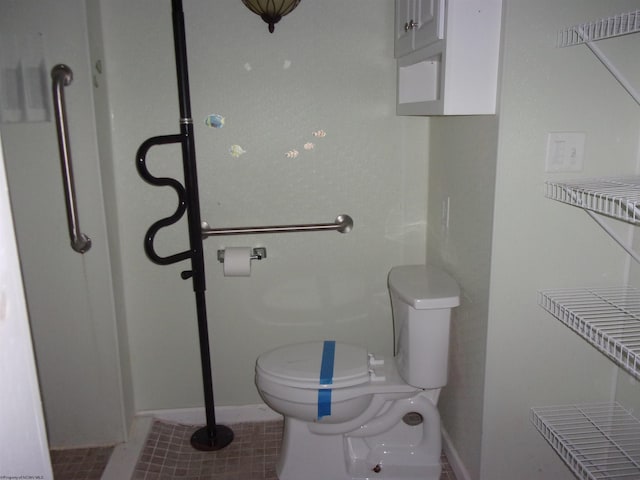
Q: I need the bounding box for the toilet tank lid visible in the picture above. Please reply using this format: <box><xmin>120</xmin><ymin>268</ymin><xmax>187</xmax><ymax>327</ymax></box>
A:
<box><xmin>388</xmin><ymin>265</ymin><xmax>460</xmax><ymax>309</ymax></box>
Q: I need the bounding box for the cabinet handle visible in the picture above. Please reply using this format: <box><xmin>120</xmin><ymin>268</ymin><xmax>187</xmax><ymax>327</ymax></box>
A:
<box><xmin>404</xmin><ymin>20</ymin><xmax>419</xmax><ymax>32</ymax></box>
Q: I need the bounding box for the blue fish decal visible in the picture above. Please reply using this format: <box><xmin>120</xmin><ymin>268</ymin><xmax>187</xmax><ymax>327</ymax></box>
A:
<box><xmin>205</xmin><ymin>113</ymin><xmax>225</xmax><ymax>128</ymax></box>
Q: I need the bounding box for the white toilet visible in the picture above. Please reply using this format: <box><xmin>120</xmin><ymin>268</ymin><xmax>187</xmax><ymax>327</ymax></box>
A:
<box><xmin>255</xmin><ymin>265</ymin><xmax>460</xmax><ymax>480</ymax></box>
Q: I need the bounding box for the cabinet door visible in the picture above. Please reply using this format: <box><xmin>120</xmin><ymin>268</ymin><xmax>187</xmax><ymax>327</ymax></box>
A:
<box><xmin>414</xmin><ymin>0</ymin><xmax>444</xmax><ymax>51</ymax></box>
<box><xmin>395</xmin><ymin>0</ymin><xmax>414</xmax><ymax>58</ymax></box>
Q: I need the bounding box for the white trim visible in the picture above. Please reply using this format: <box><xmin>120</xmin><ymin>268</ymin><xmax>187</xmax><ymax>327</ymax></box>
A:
<box><xmin>442</xmin><ymin>427</ymin><xmax>472</xmax><ymax>480</ymax></box>
<box><xmin>137</xmin><ymin>403</ymin><xmax>283</xmax><ymax>425</ymax></box>
<box><xmin>0</xmin><ymin>131</ymin><xmax>53</xmax><ymax>479</ymax></box>
<box><xmin>101</xmin><ymin>416</ymin><xmax>153</xmax><ymax>480</ymax></box>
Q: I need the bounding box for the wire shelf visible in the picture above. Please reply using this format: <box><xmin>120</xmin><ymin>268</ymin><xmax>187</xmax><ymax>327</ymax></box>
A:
<box><xmin>558</xmin><ymin>10</ymin><xmax>640</xmax><ymax>47</ymax></box>
<box><xmin>545</xmin><ymin>177</ymin><xmax>640</xmax><ymax>226</ymax></box>
<box><xmin>538</xmin><ymin>286</ymin><xmax>640</xmax><ymax>381</ymax></box>
<box><xmin>531</xmin><ymin>403</ymin><xmax>640</xmax><ymax>479</ymax></box>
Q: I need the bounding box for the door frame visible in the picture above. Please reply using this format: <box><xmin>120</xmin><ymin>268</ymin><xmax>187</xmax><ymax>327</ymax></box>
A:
<box><xmin>0</xmin><ymin>130</ymin><xmax>53</xmax><ymax>479</ymax></box>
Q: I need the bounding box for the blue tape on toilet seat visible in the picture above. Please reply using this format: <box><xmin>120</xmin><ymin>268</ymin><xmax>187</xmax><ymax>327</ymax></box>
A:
<box><xmin>317</xmin><ymin>389</ymin><xmax>332</xmax><ymax>419</ymax></box>
<box><xmin>319</xmin><ymin>340</ymin><xmax>336</xmax><ymax>384</ymax></box>
<box><xmin>317</xmin><ymin>340</ymin><xmax>336</xmax><ymax>419</ymax></box>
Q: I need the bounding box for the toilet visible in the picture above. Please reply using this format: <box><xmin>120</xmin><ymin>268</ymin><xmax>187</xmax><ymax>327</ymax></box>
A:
<box><xmin>255</xmin><ymin>265</ymin><xmax>460</xmax><ymax>480</ymax></box>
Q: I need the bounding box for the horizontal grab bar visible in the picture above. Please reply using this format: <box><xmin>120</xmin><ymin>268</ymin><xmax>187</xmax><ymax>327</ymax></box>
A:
<box><xmin>201</xmin><ymin>214</ymin><xmax>353</xmax><ymax>237</ymax></box>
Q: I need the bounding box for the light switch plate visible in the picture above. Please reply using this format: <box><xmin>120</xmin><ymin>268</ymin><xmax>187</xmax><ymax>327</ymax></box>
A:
<box><xmin>545</xmin><ymin>132</ymin><xmax>586</xmax><ymax>173</ymax></box>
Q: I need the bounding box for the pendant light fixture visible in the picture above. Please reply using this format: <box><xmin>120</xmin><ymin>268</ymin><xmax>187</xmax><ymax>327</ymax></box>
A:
<box><xmin>241</xmin><ymin>0</ymin><xmax>301</xmax><ymax>33</ymax></box>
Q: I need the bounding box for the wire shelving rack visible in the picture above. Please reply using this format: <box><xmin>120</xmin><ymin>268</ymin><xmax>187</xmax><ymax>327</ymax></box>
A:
<box><xmin>535</xmin><ymin>7</ymin><xmax>640</xmax><ymax>479</ymax></box>
<box><xmin>557</xmin><ymin>10</ymin><xmax>640</xmax><ymax>47</ymax></box>
<box><xmin>538</xmin><ymin>286</ymin><xmax>640</xmax><ymax>380</ymax></box>
<box><xmin>545</xmin><ymin>177</ymin><xmax>640</xmax><ymax>226</ymax></box>
<box><xmin>531</xmin><ymin>403</ymin><xmax>640</xmax><ymax>479</ymax></box>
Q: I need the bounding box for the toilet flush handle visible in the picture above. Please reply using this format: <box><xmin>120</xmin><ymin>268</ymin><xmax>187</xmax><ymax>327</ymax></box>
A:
<box><xmin>368</xmin><ymin>354</ymin><xmax>386</xmax><ymax>382</ymax></box>
<box><xmin>369</xmin><ymin>368</ymin><xmax>386</xmax><ymax>382</ymax></box>
<box><xmin>368</xmin><ymin>353</ymin><xmax>384</xmax><ymax>366</ymax></box>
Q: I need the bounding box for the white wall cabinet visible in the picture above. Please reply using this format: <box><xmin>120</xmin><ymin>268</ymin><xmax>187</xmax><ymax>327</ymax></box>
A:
<box><xmin>395</xmin><ymin>0</ymin><xmax>502</xmax><ymax>116</ymax></box>
<box><xmin>395</xmin><ymin>0</ymin><xmax>444</xmax><ymax>58</ymax></box>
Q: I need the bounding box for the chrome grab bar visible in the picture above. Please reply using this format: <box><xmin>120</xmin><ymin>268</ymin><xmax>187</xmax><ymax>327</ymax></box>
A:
<box><xmin>51</xmin><ymin>64</ymin><xmax>91</xmax><ymax>253</ymax></box>
<box><xmin>201</xmin><ymin>214</ymin><xmax>354</xmax><ymax>237</ymax></box>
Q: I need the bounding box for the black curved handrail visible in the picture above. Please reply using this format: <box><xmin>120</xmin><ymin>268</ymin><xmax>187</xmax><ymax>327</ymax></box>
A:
<box><xmin>136</xmin><ymin>134</ymin><xmax>191</xmax><ymax>265</ymax></box>
<box><xmin>135</xmin><ymin>0</ymin><xmax>234</xmax><ymax>453</ymax></box>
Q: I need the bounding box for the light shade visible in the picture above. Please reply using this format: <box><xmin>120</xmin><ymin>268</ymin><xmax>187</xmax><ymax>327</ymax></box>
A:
<box><xmin>241</xmin><ymin>0</ymin><xmax>301</xmax><ymax>33</ymax></box>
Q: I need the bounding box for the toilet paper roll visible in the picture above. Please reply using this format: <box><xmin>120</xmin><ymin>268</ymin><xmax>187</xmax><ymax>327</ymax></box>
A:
<box><xmin>223</xmin><ymin>247</ymin><xmax>252</xmax><ymax>277</ymax></box>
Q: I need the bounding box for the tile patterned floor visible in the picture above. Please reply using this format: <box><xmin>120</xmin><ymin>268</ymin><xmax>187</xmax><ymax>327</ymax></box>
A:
<box><xmin>133</xmin><ymin>420</ymin><xmax>281</xmax><ymax>480</ymax></box>
<box><xmin>49</xmin><ymin>419</ymin><xmax>457</xmax><ymax>479</ymax></box>
<box><xmin>132</xmin><ymin>419</ymin><xmax>458</xmax><ymax>480</ymax></box>
<box><xmin>50</xmin><ymin>446</ymin><xmax>114</xmax><ymax>479</ymax></box>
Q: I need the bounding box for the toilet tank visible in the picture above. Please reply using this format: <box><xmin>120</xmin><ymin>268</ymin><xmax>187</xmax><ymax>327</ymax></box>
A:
<box><xmin>388</xmin><ymin>265</ymin><xmax>460</xmax><ymax>389</ymax></box>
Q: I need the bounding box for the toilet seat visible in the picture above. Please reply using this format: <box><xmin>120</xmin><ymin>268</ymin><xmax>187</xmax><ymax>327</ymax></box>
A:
<box><xmin>256</xmin><ymin>341</ymin><xmax>371</xmax><ymax>390</ymax></box>
<box><xmin>256</xmin><ymin>341</ymin><xmax>421</xmax><ymax>425</ymax></box>
<box><xmin>256</xmin><ymin>341</ymin><xmax>381</xmax><ymax>424</ymax></box>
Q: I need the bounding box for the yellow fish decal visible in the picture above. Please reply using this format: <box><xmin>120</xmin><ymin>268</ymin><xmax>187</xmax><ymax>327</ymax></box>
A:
<box><xmin>229</xmin><ymin>144</ymin><xmax>246</xmax><ymax>158</ymax></box>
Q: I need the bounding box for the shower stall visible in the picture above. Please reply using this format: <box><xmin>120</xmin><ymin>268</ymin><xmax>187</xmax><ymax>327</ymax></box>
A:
<box><xmin>0</xmin><ymin>0</ymin><xmax>133</xmax><ymax>449</ymax></box>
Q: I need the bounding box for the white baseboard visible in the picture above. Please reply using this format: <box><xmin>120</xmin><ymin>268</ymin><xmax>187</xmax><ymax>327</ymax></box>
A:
<box><xmin>137</xmin><ymin>403</ymin><xmax>283</xmax><ymax>425</ymax></box>
<box><xmin>101</xmin><ymin>415</ymin><xmax>154</xmax><ymax>480</ymax></box>
<box><xmin>442</xmin><ymin>427</ymin><xmax>472</xmax><ymax>480</ymax></box>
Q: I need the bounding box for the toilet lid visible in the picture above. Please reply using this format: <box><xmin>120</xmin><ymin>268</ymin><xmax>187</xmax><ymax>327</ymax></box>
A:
<box><xmin>256</xmin><ymin>341</ymin><xmax>370</xmax><ymax>389</ymax></box>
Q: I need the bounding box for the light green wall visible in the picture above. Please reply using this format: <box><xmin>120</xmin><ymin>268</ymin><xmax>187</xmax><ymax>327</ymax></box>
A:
<box><xmin>97</xmin><ymin>0</ymin><xmax>429</xmax><ymax>410</ymax></box>
<box><xmin>427</xmin><ymin>116</ymin><xmax>498</xmax><ymax>479</ymax></box>
<box><xmin>480</xmin><ymin>1</ymin><xmax>640</xmax><ymax>478</ymax></box>
<box><xmin>428</xmin><ymin>1</ymin><xmax>640</xmax><ymax>478</ymax></box>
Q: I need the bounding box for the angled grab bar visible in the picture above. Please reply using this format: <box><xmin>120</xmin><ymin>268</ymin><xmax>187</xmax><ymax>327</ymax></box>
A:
<box><xmin>51</xmin><ymin>64</ymin><xmax>91</xmax><ymax>253</ymax></box>
<box><xmin>201</xmin><ymin>214</ymin><xmax>354</xmax><ymax>237</ymax></box>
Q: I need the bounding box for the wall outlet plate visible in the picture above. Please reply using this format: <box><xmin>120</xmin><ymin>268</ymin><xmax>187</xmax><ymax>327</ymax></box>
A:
<box><xmin>545</xmin><ymin>132</ymin><xmax>586</xmax><ymax>173</ymax></box>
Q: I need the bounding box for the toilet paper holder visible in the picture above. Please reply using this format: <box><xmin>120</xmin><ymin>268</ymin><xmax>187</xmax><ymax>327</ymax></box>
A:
<box><xmin>217</xmin><ymin>247</ymin><xmax>267</xmax><ymax>263</ymax></box>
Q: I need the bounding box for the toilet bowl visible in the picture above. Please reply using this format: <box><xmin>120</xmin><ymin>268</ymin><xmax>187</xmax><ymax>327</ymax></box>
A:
<box><xmin>254</xmin><ymin>265</ymin><xmax>460</xmax><ymax>480</ymax></box>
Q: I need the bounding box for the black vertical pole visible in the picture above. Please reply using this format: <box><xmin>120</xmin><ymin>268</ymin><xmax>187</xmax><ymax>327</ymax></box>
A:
<box><xmin>171</xmin><ymin>0</ymin><xmax>233</xmax><ymax>451</ymax></box>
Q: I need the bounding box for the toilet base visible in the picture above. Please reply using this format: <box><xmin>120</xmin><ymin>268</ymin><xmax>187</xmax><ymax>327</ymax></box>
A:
<box><xmin>277</xmin><ymin>395</ymin><xmax>443</xmax><ymax>480</ymax></box>
<box><xmin>347</xmin><ymin>462</ymin><xmax>441</xmax><ymax>480</ymax></box>
<box><xmin>277</xmin><ymin>417</ymin><xmax>346</xmax><ymax>480</ymax></box>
